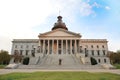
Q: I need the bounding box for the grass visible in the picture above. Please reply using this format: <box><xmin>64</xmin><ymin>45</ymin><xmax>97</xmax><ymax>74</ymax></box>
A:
<box><xmin>0</xmin><ymin>65</ymin><xmax>6</xmax><ymax>69</ymax></box>
<box><xmin>114</xmin><ymin>64</ymin><xmax>120</xmax><ymax>69</ymax></box>
<box><xmin>0</xmin><ymin>72</ymin><xmax>120</xmax><ymax>80</ymax></box>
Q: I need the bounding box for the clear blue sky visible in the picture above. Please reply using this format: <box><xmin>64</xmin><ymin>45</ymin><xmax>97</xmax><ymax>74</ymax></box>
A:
<box><xmin>0</xmin><ymin>0</ymin><xmax>120</xmax><ymax>53</ymax></box>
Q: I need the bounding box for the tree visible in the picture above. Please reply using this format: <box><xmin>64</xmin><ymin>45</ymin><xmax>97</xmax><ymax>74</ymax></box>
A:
<box><xmin>0</xmin><ymin>50</ymin><xmax>10</xmax><ymax>65</ymax></box>
<box><xmin>109</xmin><ymin>51</ymin><xmax>120</xmax><ymax>64</ymax></box>
<box><xmin>117</xmin><ymin>50</ymin><xmax>120</xmax><ymax>54</ymax></box>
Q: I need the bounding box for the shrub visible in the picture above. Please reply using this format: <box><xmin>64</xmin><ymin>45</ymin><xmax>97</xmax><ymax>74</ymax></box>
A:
<box><xmin>23</xmin><ymin>57</ymin><xmax>29</xmax><ymax>65</ymax></box>
<box><xmin>90</xmin><ymin>57</ymin><xmax>97</xmax><ymax>65</ymax></box>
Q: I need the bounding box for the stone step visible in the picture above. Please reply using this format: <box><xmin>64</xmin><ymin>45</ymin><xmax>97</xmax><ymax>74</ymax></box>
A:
<box><xmin>18</xmin><ymin>64</ymin><xmax>103</xmax><ymax>69</ymax></box>
<box><xmin>5</xmin><ymin>63</ymin><xmax>19</xmax><ymax>69</ymax></box>
<box><xmin>29</xmin><ymin>57</ymin><xmax>40</xmax><ymax>65</ymax></box>
<box><xmin>17</xmin><ymin>53</ymin><xmax>103</xmax><ymax>69</ymax></box>
<box><xmin>38</xmin><ymin>54</ymin><xmax>82</xmax><ymax>66</ymax></box>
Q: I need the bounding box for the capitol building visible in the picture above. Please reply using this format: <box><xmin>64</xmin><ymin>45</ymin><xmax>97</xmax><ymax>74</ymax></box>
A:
<box><xmin>10</xmin><ymin>16</ymin><xmax>111</xmax><ymax>69</ymax></box>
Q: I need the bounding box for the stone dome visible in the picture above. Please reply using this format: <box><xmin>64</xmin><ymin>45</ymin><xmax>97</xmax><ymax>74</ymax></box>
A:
<box><xmin>52</xmin><ymin>16</ymin><xmax>68</xmax><ymax>30</ymax></box>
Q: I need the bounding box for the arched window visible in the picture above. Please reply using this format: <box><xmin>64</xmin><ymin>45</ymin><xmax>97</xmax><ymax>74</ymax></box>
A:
<box><xmin>26</xmin><ymin>45</ymin><xmax>29</xmax><ymax>48</ymax></box>
<box><xmin>98</xmin><ymin>59</ymin><xmax>101</xmax><ymax>63</ymax></box>
<box><xmin>97</xmin><ymin>45</ymin><xmax>99</xmax><ymax>48</ymax></box>
<box><xmin>104</xmin><ymin>59</ymin><xmax>106</xmax><ymax>63</ymax></box>
<box><xmin>20</xmin><ymin>50</ymin><xmax>23</xmax><ymax>55</ymax></box>
<box><xmin>97</xmin><ymin>50</ymin><xmax>100</xmax><ymax>56</ymax></box>
<box><xmin>102</xmin><ymin>45</ymin><xmax>104</xmax><ymax>48</ymax></box>
<box><xmin>91</xmin><ymin>45</ymin><xmax>93</xmax><ymax>48</ymax></box>
<box><xmin>92</xmin><ymin>50</ymin><xmax>94</xmax><ymax>56</ymax></box>
<box><xmin>103</xmin><ymin>50</ymin><xmax>106</xmax><ymax>55</ymax></box>
<box><xmin>21</xmin><ymin>45</ymin><xmax>23</xmax><ymax>48</ymax></box>
<box><xmin>15</xmin><ymin>45</ymin><xmax>17</xmax><ymax>48</ymax></box>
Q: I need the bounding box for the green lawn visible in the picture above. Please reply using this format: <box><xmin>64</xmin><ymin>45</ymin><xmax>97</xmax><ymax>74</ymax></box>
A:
<box><xmin>0</xmin><ymin>72</ymin><xmax>120</xmax><ymax>80</ymax></box>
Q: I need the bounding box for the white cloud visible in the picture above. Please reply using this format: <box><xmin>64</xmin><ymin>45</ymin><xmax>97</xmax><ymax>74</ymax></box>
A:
<box><xmin>92</xmin><ymin>2</ymin><xmax>100</xmax><ymax>8</ymax></box>
<box><xmin>79</xmin><ymin>2</ymin><xmax>94</xmax><ymax>16</ymax></box>
<box><xmin>105</xmin><ymin>6</ymin><xmax>111</xmax><ymax>10</ymax></box>
<box><xmin>0</xmin><ymin>0</ymin><xmax>114</xmax><ymax>53</ymax></box>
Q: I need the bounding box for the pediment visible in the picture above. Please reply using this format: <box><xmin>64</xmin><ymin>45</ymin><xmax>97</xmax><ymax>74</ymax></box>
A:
<box><xmin>39</xmin><ymin>29</ymin><xmax>81</xmax><ymax>37</ymax></box>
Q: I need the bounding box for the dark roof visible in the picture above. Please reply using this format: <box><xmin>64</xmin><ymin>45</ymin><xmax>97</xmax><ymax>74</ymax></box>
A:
<box><xmin>52</xmin><ymin>16</ymin><xmax>68</xmax><ymax>31</ymax></box>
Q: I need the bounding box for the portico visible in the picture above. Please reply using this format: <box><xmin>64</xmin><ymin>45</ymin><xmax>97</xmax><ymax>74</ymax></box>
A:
<box><xmin>38</xmin><ymin>16</ymin><xmax>81</xmax><ymax>55</ymax></box>
<box><xmin>39</xmin><ymin>39</ymin><xmax>80</xmax><ymax>54</ymax></box>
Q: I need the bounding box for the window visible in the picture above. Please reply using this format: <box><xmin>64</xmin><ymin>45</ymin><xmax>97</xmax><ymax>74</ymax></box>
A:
<box><xmin>32</xmin><ymin>45</ymin><xmax>34</xmax><ymax>48</ymax></box>
<box><xmin>20</xmin><ymin>50</ymin><xmax>23</xmax><ymax>55</ymax></box>
<box><xmin>26</xmin><ymin>45</ymin><xmax>29</xmax><ymax>48</ymax></box>
<box><xmin>91</xmin><ymin>50</ymin><xmax>94</xmax><ymax>56</ymax></box>
<box><xmin>14</xmin><ymin>50</ymin><xmax>18</xmax><ymax>55</ymax></box>
<box><xmin>97</xmin><ymin>45</ymin><xmax>99</xmax><ymax>48</ymax></box>
<box><xmin>80</xmin><ymin>46</ymin><xmax>82</xmax><ymax>48</ymax></box>
<box><xmin>21</xmin><ymin>45</ymin><xmax>23</xmax><ymax>48</ymax></box>
<box><xmin>80</xmin><ymin>46</ymin><xmax>82</xmax><ymax>53</ymax></box>
<box><xmin>104</xmin><ymin>59</ymin><xmax>106</xmax><ymax>63</ymax></box>
<box><xmin>102</xmin><ymin>45</ymin><xmax>104</xmax><ymax>48</ymax></box>
<box><xmin>98</xmin><ymin>59</ymin><xmax>101</xmax><ymax>63</ymax></box>
<box><xmin>85</xmin><ymin>48</ymin><xmax>88</xmax><ymax>57</ymax></box>
<box><xmin>15</xmin><ymin>45</ymin><xmax>17</xmax><ymax>48</ymax></box>
<box><xmin>97</xmin><ymin>50</ymin><xmax>100</xmax><ymax>56</ymax></box>
<box><xmin>103</xmin><ymin>50</ymin><xmax>106</xmax><ymax>55</ymax></box>
<box><xmin>91</xmin><ymin>45</ymin><xmax>93</xmax><ymax>48</ymax></box>
<box><xmin>31</xmin><ymin>50</ymin><xmax>34</xmax><ymax>53</ymax></box>
<box><xmin>26</xmin><ymin>50</ymin><xmax>29</xmax><ymax>55</ymax></box>
<box><xmin>31</xmin><ymin>50</ymin><xmax>35</xmax><ymax>57</ymax></box>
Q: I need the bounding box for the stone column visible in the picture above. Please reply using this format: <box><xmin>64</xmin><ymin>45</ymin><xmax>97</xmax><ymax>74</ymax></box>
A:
<box><xmin>48</xmin><ymin>40</ymin><xmax>49</xmax><ymax>54</ymax></box>
<box><xmin>66</xmin><ymin>40</ymin><xmax>68</xmax><ymax>54</ymax></box>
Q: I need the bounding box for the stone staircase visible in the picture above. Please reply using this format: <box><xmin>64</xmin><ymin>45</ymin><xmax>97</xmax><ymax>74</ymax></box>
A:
<box><xmin>17</xmin><ymin>53</ymin><xmax>103</xmax><ymax>69</ymax></box>
<box><xmin>18</xmin><ymin>63</ymin><xmax>103</xmax><ymax>69</ymax></box>
<box><xmin>9</xmin><ymin>58</ymin><xmax>14</xmax><ymax>64</ymax></box>
<box><xmin>5</xmin><ymin>63</ymin><xmax>19</xmax><ymax>69</ymax></box>
<box><xmin>38</xmin><ymin>54</ymin><xmax>82</xmax><ymax>67</ymax></box>
<box><xmin>29</xmin><ymin>57</ymin><xmax>40</xmax><ymax>65</ymax></box>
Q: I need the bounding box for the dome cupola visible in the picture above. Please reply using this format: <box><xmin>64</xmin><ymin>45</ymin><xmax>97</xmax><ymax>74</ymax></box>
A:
<box><xmin>52</xmin><ymin>16</ymin><xmax>68</xmax><ymax>30</ymax></box>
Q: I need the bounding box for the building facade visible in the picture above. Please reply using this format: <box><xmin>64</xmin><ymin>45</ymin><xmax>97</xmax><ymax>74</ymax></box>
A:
<box><xmin>11</xmin><ymin>16</ymin><xmax>110</xmax><ymax>67</ymax></box>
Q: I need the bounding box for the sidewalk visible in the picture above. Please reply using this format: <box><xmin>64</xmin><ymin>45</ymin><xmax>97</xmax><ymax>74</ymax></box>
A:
<box><xmin>0</xmin><ymin>69</ymin><xmax>120</xmax><ymax>75</ymax></box>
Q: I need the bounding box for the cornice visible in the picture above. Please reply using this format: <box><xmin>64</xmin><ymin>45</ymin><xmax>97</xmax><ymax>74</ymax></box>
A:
<box><xmin>12</xmin><ymin>39</ymin><xmax>39</xmax><ymax>43</ymax></box>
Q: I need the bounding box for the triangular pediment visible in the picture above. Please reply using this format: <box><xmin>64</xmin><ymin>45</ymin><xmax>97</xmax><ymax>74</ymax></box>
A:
<box><xmin>39</xmin><ymin>29</ymin><xmax>81</xmax><ymax>37</ymax></box>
